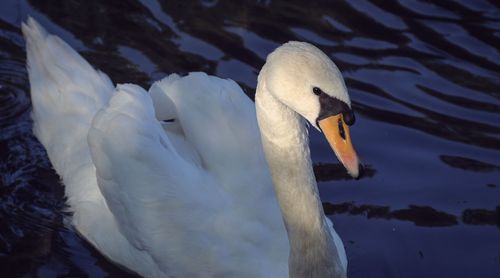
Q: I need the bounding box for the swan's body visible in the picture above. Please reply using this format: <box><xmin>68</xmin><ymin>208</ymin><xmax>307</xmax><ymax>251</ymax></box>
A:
<box><xmin>23</xmin><ymin>17</ymin><xmax>359</xmax><ymax>277</ymax></box>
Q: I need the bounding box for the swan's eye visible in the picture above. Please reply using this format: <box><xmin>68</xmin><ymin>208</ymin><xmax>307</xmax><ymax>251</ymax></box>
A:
<box><xmin>313</xmin><ymin>87</ymin><xmax>322</xmax><ymax>96</ymax></box>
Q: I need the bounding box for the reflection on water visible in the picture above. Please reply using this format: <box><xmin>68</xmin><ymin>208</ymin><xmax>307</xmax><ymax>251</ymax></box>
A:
<box><xmin>440</xmin><ymin>155</ymin><xmax>500</xmax><ymax>172</ymax></box>
<box><xmin>324</xmin><ymin>202</ymin><xmax>500</xmax><ymax>228</ymax></box>
<box><xmin>0</xmin><ymin>0</ymin><xmax>499</xmax><ymax>277</ymax></box>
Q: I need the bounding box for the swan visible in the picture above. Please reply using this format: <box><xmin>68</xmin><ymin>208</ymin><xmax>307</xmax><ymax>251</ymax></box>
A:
<box><xmin>22</xmin><ymin>17</ymin><xmax>361</xmax><ymax>278</ymax></box>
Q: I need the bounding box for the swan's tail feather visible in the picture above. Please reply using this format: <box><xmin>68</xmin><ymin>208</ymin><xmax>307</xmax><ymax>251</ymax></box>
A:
<box><xmin>22</xmin><ymin>17</ymin><xmax>114</xmax><ymax>200</ymax></box>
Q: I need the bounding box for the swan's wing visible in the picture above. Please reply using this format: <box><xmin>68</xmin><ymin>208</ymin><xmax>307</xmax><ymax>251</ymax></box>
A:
<box><xmin>148</xmin><ymin>74</ymin><xmax>289</xmax><ymax>274</ymax></box>
<box><xmin>89</xmin><ymin>84</ymin><xmax>266</xmax><ymax>276</ymax></box>
<box><xmin>149</xmin><ymin>73</ymin><xmax>276</xmax><ymax>203</ymax></box>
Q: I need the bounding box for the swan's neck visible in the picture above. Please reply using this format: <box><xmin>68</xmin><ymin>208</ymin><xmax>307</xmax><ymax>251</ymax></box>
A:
<box><xmin>255</xmin><ymin>84</ymin><xmax>345</xmax><ymax>277</ymax></box>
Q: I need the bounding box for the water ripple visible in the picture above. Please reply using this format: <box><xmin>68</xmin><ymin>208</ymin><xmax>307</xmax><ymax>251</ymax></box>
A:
<box><xmin>0</xmin><ymin>0</ymin><xmax>499</xmax><ymax>277</ymax></box>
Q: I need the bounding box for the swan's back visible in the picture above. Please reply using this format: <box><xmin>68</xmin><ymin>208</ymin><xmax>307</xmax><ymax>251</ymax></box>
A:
<box><xmin>23</xmin><ymin>17</ymin><xmax>289</xmax><ymax>277</ymax></box>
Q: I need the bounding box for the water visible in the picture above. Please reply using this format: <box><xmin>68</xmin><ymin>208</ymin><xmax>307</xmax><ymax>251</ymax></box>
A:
<box><xmin>0</xmin><ymin>0</ymin><xmax>499</xmax><ymax>277</ymax></box>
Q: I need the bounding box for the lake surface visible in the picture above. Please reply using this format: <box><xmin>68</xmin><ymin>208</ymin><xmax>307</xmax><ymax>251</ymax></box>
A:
<box><xmin>0</xmin><ymin>0</ymin><xmax>499</xmax><ymax>277</ymax></box>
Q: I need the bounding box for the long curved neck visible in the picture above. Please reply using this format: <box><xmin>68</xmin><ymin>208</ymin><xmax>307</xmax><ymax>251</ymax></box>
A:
<box><xmin>255</xmin><ymin>83</ymin><xmax>345</xmax><ymax>278</ymax></box>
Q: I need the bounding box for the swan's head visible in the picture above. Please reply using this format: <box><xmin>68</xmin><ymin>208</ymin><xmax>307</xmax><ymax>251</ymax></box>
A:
<box><xmin>261</xmin><ymin>41</ymin><xmax>361</xmax><ymax>178</ymax></box>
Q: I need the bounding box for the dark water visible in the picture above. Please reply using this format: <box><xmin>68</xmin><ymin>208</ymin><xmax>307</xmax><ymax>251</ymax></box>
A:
<box><xmin>0</xmin><ymin>0</ymin><xmax>499</xmax><ymax>277</ymax></box>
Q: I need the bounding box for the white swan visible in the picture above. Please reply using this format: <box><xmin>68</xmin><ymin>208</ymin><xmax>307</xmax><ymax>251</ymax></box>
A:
<box><xmin>22</xmin><ymin>17</ymin><xmax>360</xmax><ymax>278</ymax></box>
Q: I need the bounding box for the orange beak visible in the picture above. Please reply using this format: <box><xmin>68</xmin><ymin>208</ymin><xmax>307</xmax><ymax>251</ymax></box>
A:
<box><xmin>318</xmin><ymin>114</ymin><xmax>360</xmax><ymax>178</ymax></box>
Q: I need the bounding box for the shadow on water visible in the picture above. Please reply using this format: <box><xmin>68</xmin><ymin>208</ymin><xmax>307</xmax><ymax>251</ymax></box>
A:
<box><xmin>323</xmin><ymin>202</ymin><xmax>500</xmax><ymax>228</ymax></box>
<box><xmin>314</xmin><ymin>163</ymin><xmax>377</xmax><ymax>181</ymax></box>
<box><xmin>0</xmin><ymin>0</ymin><xmax>499</xmax><ymax>277</ymax></box>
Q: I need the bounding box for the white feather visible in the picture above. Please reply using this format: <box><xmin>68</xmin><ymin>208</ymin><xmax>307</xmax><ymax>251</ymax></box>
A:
<box><xmin>23</xmin><ymin>17</ymin><xmax>348</xmax><ymax>277</ymax></box>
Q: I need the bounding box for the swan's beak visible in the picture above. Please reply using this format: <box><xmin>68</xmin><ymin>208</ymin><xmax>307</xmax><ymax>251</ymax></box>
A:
<box><xmin>318</xmin><ymin>114</ymin><xmax>360</xmax><ymax>178</ymax></box>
